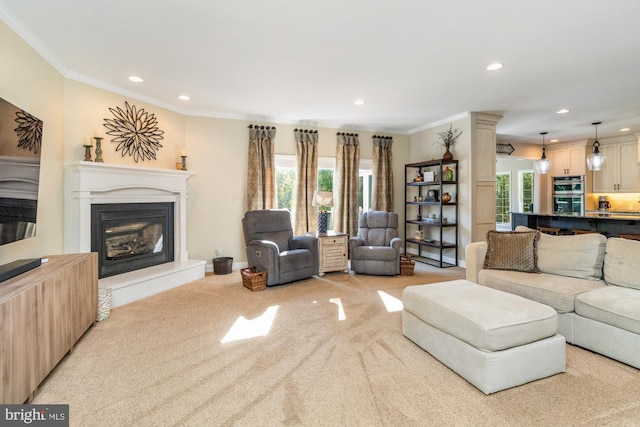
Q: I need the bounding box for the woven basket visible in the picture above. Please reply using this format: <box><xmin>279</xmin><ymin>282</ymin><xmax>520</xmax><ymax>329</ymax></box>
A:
<box><xmin>97</xmin><ymin>287</ymin><xmax>112</xmax><ymax>321</ymax></box>
<box><xmin>241</xmin><ymin>267</ymin><xmax>267</xmax><ymax>291</ymax></box>
<box><xmin>400</xmin><ymin>255</ymin><xmax>415</xmax><ymax>276</ymax></box>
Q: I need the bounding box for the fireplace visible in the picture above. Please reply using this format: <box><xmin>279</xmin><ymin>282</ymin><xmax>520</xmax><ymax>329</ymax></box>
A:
<box><xmin>92</xmin><ymin>202</ymin><xmax>174</xmax><ymax>278</ymax></box>
<box><xmin>65</xmin><ymin>162</ymin><xmax>205</xmax><ymax>307</ymax></box>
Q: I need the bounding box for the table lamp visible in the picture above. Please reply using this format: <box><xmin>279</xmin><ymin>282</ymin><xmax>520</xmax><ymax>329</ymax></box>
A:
<box><xmin>312</xmin><ymin>191</ymin><xmax>333</xmax><ymax>233</ymax></box>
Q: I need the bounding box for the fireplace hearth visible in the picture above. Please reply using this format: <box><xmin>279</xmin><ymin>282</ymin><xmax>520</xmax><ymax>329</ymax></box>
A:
<box><xmin>66</xmin><ymin>162</ymin><xmax>205</xmax><ymax>307</ymax></box>
<box><xmin>92</xmin><ymin>202</ymin><xmax>174</xmax><ymax>278</ymax></box>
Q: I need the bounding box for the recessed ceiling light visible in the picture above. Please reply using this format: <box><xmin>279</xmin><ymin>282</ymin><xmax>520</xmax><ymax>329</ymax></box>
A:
<box><xmin>128</xmin><ymin>75</ymin><xmax>144</xmax><ymax>83</ymax></box>
<box><xmin>178</xmin><ymin>95</ymin><xmax>191</xmax><ymax>101</ymax></box>
<box><xmin>354</xmin><ymin>99</ymin><xmax>365</xmax><ymax>106</ymax></box>
<box><xmin>556</xmin><ymin>108</ymin><xmax>570</xmax><ymax>114</ymax></box>
<box><xmin>620</xmin><ymin>127</ymin><xmax>630</xmax><ymax>132</ymax></box>
<box><xmin>485</xmin><ymin>63</ymin><xmax>503</xmax><ymax>71</ymax></box>
<box><xmin>550</xmin><ymin>139</ymin><xmax>558</xmax><ymax>143</ymax></box>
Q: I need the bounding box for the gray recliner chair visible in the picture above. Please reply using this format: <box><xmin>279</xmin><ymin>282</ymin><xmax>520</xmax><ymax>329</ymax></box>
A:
<box><xmin>242</xmin><ymin>210</ymin><xmax>319</xmax><ymax>286</ymax></box>
<box><xmin>349</xmin><ymin>211</ymin><xmax>401</xmax><ymax>275</ymax></box>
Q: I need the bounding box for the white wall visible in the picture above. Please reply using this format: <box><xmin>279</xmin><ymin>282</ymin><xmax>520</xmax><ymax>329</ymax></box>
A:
<box><xmin>1</xmin><ymin>19</ymin><xmax>411</xmax><ymax>269</ymax></box>
<box><xmin>62</xmin><ymin>84</ymin><xmax>410</xmax><ymax>269</ymax></box>
<box><xmin>0</xmin><ymin>19</ymin><xmax>65</xmax><ymax>264</ymax></box>
<box><xmin>184</xmin><ymin>119</ymin><xmax>409</xmax><ymax>266</ymax></box>
<box><xmin>408</xmin><ymin>116</ymin><xmax>471</xmax><ymax>265</ymax></box>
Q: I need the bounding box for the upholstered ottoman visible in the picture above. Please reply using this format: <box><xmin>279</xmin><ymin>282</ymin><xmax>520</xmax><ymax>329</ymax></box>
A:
<box><xmin>402</xmin><ymin>279</ymin><xmax>566</xmax><ymax>394</ymax></box>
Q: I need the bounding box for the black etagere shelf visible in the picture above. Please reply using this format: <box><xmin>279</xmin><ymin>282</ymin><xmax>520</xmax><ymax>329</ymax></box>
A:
<box><xmin>404</xmin><ymin>159</ymin><xmax>459</xmax><ymax>268</ymax></box>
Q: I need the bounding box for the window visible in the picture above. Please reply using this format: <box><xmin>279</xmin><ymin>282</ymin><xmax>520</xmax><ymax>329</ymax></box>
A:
<box><xmin>317</xmin><ymin>157</ymin><xmax>335</xmax><ymax>192</ymax></box>
<box><xmin>318</xmin><ymin>157</ymin><xmax>335</xmax><ymax>228</ymax></box>
<box><xmin>359</xmin><ymin>159</ymin><xmax>373</xmax><ymax>213</ymax></box>
<box><xmin>275</xmin><ymin>155</ymin><xmax>373</xmax><ymax>228</ymax></box>
<box><xmin>275</xmin><ymin>155</ymin><xmax>297</xmax><ymax>213</ymax></box>
<box><xmin>519</xmin><ymin>170</ymin><xmax>534</xmax><ymax>213</ymax></box>
<box><xmin>496</xmin><ymin>172</ymin><xmax>511</xmax><ymax>224</ymax></box>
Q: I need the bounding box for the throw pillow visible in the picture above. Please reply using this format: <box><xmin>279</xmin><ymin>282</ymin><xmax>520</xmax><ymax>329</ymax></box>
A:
<box><xmin>483</xmin><ymin>230</ymin><xmax>540</xmax><ymax>273</ymax></box>
<box><xmin>515</xmin><ymin>226</ymin><xmax>606</xmax><ymax>280</ymax></box>
<box><xmin>604</xmin><ymin>237</ymin><xmax>640</xmax><ymax>290</ymax></box>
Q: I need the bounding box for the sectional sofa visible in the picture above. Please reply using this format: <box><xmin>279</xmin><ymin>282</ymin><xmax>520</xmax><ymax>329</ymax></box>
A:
<box><xmin>465</xmin><ymin>226</ymin><xmax>640</xmax><ymax>369</ymax></box>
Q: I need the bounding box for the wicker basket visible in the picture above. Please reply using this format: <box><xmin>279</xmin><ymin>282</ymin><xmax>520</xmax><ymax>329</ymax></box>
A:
<box><xmin>400</xmin><ymin>255</ymin><xmax>415</xmax><ymax>276</ymax></box>
<box><xmin>97</xmin><ymin>287</ymin><xmax>112</xmax><ymax>321</ymax></box>
<box><xmin>240</xmin><ymin>267</ymin><xmax>267</xmax><ymax>291</ymax></box>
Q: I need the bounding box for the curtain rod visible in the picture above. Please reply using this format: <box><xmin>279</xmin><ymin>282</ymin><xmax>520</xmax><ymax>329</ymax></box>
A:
<box><xmin>293</xmin><ymin>129</ymin><xmax>318</xmax><ymax>133</ymax></box>
<box><xmin>336</xmin><ymin>132</ymin><xmax>358</xmax><ymax>136</ymax></box>
<box><xmin>247</xmin><ymin>124</ymin><xmax>276</xmax><ymax>129</ymax></box>
<box><xmin>372</xmin><ymin>135</ymin><xmax>392</xmax><ymax>139</ymax></box>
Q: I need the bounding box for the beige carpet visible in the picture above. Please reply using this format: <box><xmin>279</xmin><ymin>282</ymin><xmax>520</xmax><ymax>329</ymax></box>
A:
<box><xmin>34</xmin><ymin>264</ymin><xmax>640</xmax><ymax>426</ymax></box>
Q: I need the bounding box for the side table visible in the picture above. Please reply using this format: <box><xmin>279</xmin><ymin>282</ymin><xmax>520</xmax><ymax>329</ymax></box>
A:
<box><xmin>307</xmin><ymin>231</ymin><xmax>349</xmax><ymax>276</ymax></box>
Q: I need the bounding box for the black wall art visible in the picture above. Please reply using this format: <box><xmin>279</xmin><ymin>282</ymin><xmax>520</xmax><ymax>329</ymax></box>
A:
<box><xmin>104</xmin><ymin>101</ymin><xmax>164</xmax><ymax>162</ymax></box>
<box><xmin>15</xmin><ymin>109</ymin><xmax>43</xmax><ymax>154</ymax></box>
<box><xmin>0</xmin><ymin>96</ymin><xmax>43</xmax><ymax>246</ymax></box>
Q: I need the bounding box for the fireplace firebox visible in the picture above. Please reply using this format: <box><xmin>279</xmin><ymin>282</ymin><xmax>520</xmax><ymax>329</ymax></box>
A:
<box><xmin>91</xmin><ymin>202</ymin><xmax>174</xmax><ymax>278</ymax></box>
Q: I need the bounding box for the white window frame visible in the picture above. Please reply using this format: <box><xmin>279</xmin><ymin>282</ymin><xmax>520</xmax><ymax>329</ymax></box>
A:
<box><xmin>359</xmin><ymin>159</ymin><xmax>373</xmax><ymax>213</ymax></box>
<box><xmin>275</xmin><ymin>155</ymin><xmax>374</xmax><ymax>213</ymax></box>
<box><xmin>275</xmin><ymin>155</ymin><xmax>298</xmax><ymax>218</ymax></box>
<box><xmin>496</xmin><ymin>171</ymin><xmax>511</xmax><ymax>226</ymax></box>
<box><xmin>518</xmin><ymin>169</ymin><xmax>534</xmax><ymax>213</ymax></box>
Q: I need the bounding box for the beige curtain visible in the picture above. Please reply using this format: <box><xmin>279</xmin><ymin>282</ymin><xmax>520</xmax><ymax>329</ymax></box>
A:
<box><xmin>247</xmin><ymin>125</ymin><xmax>276</xmax><ymax>211</ymax></box>
<box><xmin>294</xmin><ymin>129</ymin><xmax>318</xmax><ymax>234</ymax></box>
<box><xmin>372</xmin><ymin>135</ymin><xmax>393</xmax><ymax>211</ymax></box>
<box><xmin>334</xmin><ymin>132</ymin><xmax>360</xmax><ymax>236</ymax></box>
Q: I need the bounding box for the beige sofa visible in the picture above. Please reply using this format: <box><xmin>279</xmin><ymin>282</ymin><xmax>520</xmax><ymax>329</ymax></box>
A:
<box><xmin>465</xmin><ymin>226</ymin><xmax>640</xmax><ymax>369</ymax></box>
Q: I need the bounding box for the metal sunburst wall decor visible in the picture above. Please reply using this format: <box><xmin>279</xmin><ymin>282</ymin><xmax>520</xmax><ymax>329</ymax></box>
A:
<box><xmin>14</xmin><ymin>109</ymin><xmax>43</xmax><ymax>154</ymax></box>
<box><xmin>104</xmin><ymin>101</ymin><xmax>165</xmax><ymax>162</ymax></box>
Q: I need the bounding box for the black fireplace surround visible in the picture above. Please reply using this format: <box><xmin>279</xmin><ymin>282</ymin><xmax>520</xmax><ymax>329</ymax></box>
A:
<box><xmin>91</xmin><ymin>202</ymin><xmax>174</xmax><ymax>278</ymax></box>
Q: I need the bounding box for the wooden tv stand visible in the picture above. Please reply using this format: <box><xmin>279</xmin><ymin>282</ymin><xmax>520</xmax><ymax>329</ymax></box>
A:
<box><xmin>0</xmin><ymin>253</ymin><xmax>98</xmax><ymax>403</ymax></box>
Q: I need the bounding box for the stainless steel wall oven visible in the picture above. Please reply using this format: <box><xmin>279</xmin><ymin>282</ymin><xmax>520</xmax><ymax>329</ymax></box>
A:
<box><xmin>552</xmin><ymin>176</ymin><xmax>584</xmax><ymax>215</ymax></box>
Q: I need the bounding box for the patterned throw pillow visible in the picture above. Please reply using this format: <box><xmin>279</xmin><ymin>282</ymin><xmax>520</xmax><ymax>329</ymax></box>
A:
<box><xmin>483</xmin><ymin>230</ymin><xmax>541</xmax><ymax>273</ymax></box>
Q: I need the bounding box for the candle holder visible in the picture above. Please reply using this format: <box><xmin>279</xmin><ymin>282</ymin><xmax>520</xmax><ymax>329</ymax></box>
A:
<box><xmin>180</xmin><ymin>155</ymin><xmax>187</xmax><ymax>171</ymax></box>
<box><xmin>94</xmin><ymin>137</ymin><xmax>104</xmax><ymax>163</ymax></box>
<box><xmin>83</xmin><ymin>144</ymin><xmax>93</xmax><ymax>161</ymax></box>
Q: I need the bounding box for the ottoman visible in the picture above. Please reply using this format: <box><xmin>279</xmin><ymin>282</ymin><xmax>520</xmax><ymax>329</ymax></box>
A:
<box><xmin>402</xmin><ymin>279</ymin><xmax>566</xmax><ymax>394</ymax></box>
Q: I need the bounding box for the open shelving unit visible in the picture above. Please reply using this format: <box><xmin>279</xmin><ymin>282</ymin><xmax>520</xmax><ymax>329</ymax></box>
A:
<box><xmin>404</xmin><ymin>159</ymin><xmax>459</xmax><ymax>268</ymax></box>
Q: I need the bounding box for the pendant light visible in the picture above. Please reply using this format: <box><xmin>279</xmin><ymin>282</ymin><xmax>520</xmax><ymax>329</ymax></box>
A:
<box><xmin>535</xmin><ymin>132</ymin><xmax>550</xmax><ymax>174</ymax></box>
<box><xmin>587</xmin><ymin>121</ymin><xmax>606</xmax><ymax>171</ymax></box>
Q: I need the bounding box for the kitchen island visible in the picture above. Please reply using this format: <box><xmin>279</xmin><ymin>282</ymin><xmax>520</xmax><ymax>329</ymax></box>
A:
<box><xmin>511</xmin><ymin>212</ymin><xmax>640</xmax><ymax>237</ymax></box>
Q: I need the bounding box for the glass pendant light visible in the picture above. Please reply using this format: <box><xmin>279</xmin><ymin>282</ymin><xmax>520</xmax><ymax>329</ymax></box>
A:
<box><xmin>535</xmin><ymin>132</ymin><xmax>551</xmax><ymax>174</ymax></box>
<box><xmin>587</xmin><ymin>121</ymin><xmax>606</xmax><ymax>171</ymax></box>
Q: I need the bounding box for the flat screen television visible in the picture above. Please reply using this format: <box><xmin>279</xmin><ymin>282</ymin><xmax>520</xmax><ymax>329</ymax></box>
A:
<box><xmin>0</xmin><ymin>96</ymin><xmax>43</xmax><ymax>246</ymax></box>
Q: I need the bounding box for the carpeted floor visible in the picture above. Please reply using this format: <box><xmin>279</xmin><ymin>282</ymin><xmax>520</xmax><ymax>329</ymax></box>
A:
<box><xmin>34</xmin><ymin>263</ymin><xmax>640</xmax><ymax>426</ymax></box>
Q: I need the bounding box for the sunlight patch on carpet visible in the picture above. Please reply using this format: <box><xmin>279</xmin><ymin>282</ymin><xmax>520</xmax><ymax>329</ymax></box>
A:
<box><xmin>220</xmin><ymin>305</ymin><xmax>279</xmax><ymax>343</ymax></box>
<box><xmin>329</xmin><ymin>298</ymin><xmax>346</xmax><ymax>320</ymax></box>
<box><xmin>377</xmin><ymin>290</ymin><xmax>403</xmax><ymax>312</ymax></box>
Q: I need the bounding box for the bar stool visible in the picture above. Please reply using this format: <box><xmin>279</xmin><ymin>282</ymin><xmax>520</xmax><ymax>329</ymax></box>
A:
<box><xmin>537</xmin><ymin>226</ymin><xmax>560</xmax><ymax>236</ymax></box>
<box><xmin>572</xmin><ymin>229</ymin><xmax>598</xmax><ymax>235</ymax></box>
<box><xmin>618</xmin><ymin>234</ymin><xmax>640</xmax><ymax>241</ymax></box>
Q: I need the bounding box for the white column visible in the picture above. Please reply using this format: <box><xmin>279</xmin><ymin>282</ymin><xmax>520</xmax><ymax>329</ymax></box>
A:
<box><xmin>177</xmin><ymin>190</ymin><xmax>189</xmax><ymax>261</ymax></box>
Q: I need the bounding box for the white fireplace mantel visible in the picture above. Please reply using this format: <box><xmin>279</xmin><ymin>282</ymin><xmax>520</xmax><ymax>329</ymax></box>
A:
<box><xmin>64</xmin><ymin>161</ymin><xmax>205</xmax><ymax>307</ymax></box>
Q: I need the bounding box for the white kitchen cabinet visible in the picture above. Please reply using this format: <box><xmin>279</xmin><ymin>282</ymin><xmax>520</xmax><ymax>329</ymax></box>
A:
<box><xmin>549</xmin><ymin>145</ymin><xmax>586</xmax><ymax>176</ymax></box>
<box><xmin>592</xmin><ymin>141</ymin><xmax>640</xmax><ymax>192</ymax></box>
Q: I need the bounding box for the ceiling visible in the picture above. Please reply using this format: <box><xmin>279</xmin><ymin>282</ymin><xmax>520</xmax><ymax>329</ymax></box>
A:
<box><xmin>2</xmin><ymin>0</ymin><xmax>640</xmax><ymax>144</ymax></box>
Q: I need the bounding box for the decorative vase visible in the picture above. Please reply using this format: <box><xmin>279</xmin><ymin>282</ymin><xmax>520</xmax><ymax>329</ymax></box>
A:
<box><xmin>442</xmin><ymin>146</ymin><xmax>454</xmax><ymax>161</ymax></box>
<box><xmin>441</xmin><ymin>192</ymin><xmax>452</xmax><ymax>204</ymax></box>
<box><xmin>318</xmin><ymin>211</ymin><xmax>329</xmax><ymax>233</ymax></box>
<box><xmin>444</xmin><ymin>167</ymin><xmax>454</xmax><ymax>182</ymax></box>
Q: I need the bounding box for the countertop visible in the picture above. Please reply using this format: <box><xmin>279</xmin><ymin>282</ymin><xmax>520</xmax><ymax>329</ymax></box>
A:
<box><xmin>514</xmin><ymin>212</ymin><xmax>640</xmax><ymax>220</ymax></box>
